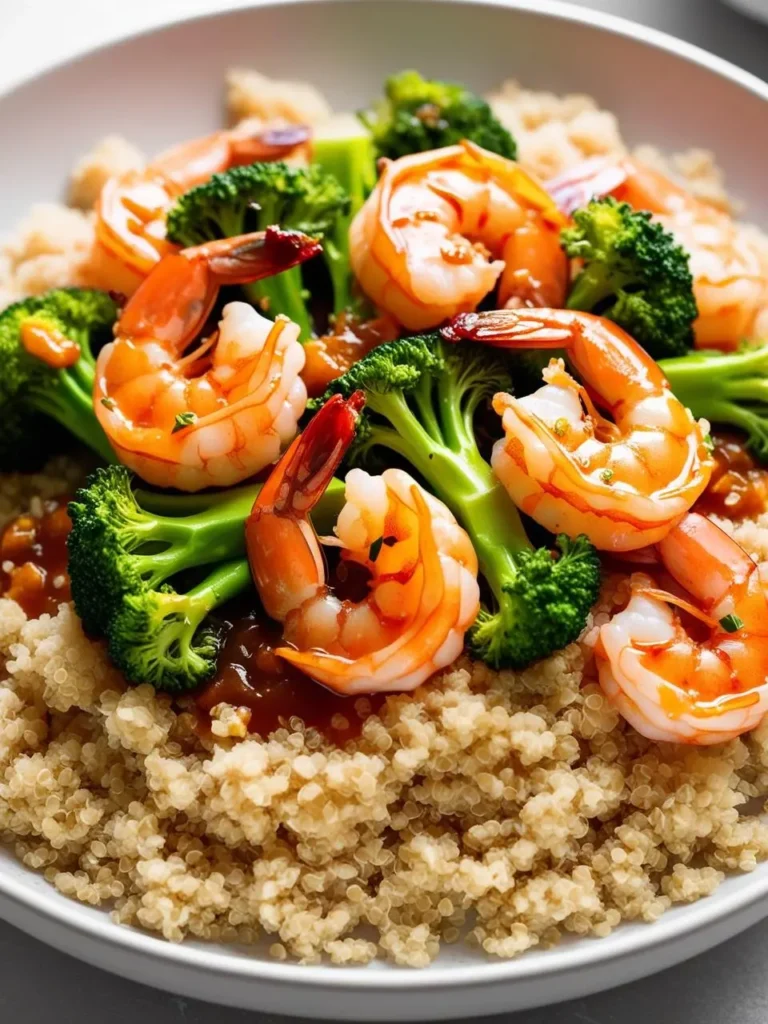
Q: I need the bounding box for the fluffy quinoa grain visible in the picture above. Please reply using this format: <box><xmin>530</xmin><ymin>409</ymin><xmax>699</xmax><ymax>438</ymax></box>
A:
<box><xmin>2</xmin><ymin>527</ymin><xmax>768</xmax><ymax>965</ymax></box>
<box><xmin>225</xmin><ymin>68</ymin><xmax>332</xmax><ymax>127</ymax></box>
<box><xmin>1</xmin><ymin>203</ymin><xmax>96</xmax><ymax>302</ymax></box>
<box><xmin>486</xmin><ymin>80</ymin><xmax>626</xmax><ymax>179</ymax></box>
<box><xmin>3</xmin><ymin>78</ymin><xmax>768</xmax><ymax>969</ymax></box>
<box><xmin>68</xmin><ymin>135</ymin><xmax>145</xmax><ymax>210</ymax></box>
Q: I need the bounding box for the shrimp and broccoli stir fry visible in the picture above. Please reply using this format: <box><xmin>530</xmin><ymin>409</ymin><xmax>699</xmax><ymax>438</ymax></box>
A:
<box><xmin>7</xmin><ymin>60</ymin><xmax>768</xmax><ymax>972</ymax></box>
<box><xmin>3</xmin><ymin>66</ymin><xmax>768</xmax><ymax>755</ymax></box>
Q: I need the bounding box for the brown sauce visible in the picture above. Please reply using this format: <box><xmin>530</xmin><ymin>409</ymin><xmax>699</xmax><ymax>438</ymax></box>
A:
<box><xmin>697</xmin><ymin>433</ymin><xmax>768</xmax><ymax>520</ymax></box>
<box><xmin>196</xmin><ymin>610</ymin><xmax>384</xmax><ymax>742</ymax></box>
<box><xmin>302</xmin><ymin>313</ymin><xmax>400</xmax><ymax>397</ymax></box>
<box><xmin>0</xmin><ymin>498</ymin><xmax>72</xmax><ymax>617</ymax></box>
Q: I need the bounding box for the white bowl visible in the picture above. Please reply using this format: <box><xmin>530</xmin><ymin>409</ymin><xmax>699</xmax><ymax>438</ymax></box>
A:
<box><xmin>2</xmin><ymin>1</ymin><xmax>768</xmax><ymax>1018</ymax></box>
<box><xmin>723</xmin><ymin>0</ymin><xmax>768</xmax><ymax>25</ymax></box>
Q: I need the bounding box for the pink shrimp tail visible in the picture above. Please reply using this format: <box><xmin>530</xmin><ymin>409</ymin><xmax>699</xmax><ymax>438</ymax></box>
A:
<box><xmin>245</xmin><ymin>391</ymin><xmax>365</xmax><ymax>623</ymax></box>
<box><xmin>119</xmin><ymin>227</ymin><xmax>322</xmax><ymax>350</ymax></box>
<box><xmin>441</xmin><ymin>309</ymin><xmax>570</xmax><ymax>349</ymax></box>
<box><xmin>190</xmin><ymin>226</ymin><xmax>323</xmax><ymax>285</ymax></box>
<box><xmin>248</xmin><ymin>391</ymin><xmax>365</xmax><ymax>521</ymax></box>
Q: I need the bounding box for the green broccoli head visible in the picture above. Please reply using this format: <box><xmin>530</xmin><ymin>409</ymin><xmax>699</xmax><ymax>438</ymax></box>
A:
<box><xmin>68</xmin><ymin>464</ymin><xmax>259</xmax><ymax>638</ymax></box>
<box><xmin>166</xmin><ymin>161</ymin><xmax>350</xmax><ymax>337</ymax></box>
<box><xmin>470</xmin><ymin>535</ymin><xmax>602</xmax><ymax>669</ymax></box>
<box><xmin>325</xmin><ymin>333</ymin><xmax>444</xmax><ymax>396</ymax></box>
<box><xmin>68</xmin><ymin>466</ymin><xmax>162</xmax><ymax>636</ymax></box>
<box><xmin>106</xmin><ymin>570</ymin><xmax>244</xmax><ymax>694</ymax></box>
<box><xmin>68</xmin><ymin>466</ymin><xmax>255</xmax><ymax>690</ymax></box>
<box><xmin>68</xmin><ymin>465</ymin><xmax>256</xmax><ymax>640</ymax></box>
<box><xmin>0</xmin><ymin>288</ymin><xmax>118</xmax><ymax>470</ymax></box>
<box><xmin>563</xmin><ymin>196</ymin><xmax>698</xmax><ymax>359</ymax></box>
<box><xmin>317</xmin><ymin>333</ymin><xmax>443</xmax><ymax>462</ymax></box>
<box><xmin>67</xmin><ymin>466</ymin><xmax>347</xmax><ymax>690</ymax></box>
<box><xmin>166</xmin><ymin>160</ymin><xmax>350</xmax><ymax>248</ymax></box>
<box><xmin>361</xmin><ymin>70</ymin><xmax>517</xmax><ymax>161</ymax></box>
<box><xmin>661</xmin><ymin>343</ymin><xmax>768</xmax><ymax>463</ymax></box>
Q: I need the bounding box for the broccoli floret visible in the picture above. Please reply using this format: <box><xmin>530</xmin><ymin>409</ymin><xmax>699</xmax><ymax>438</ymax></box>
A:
<box><xmin>322</xmin><ymin>335</ymin><xmax>601</xmax><ymax>669</ymax></box>
<box><xmin>107</xmin><ymin>561</ymin><xmax>252</xmax><ymax>693</ymax></box>
<box><xmin>166</xmin><ymin>161</ymin><xmax>350</xmax><ymax>339</ymax></box>
<box><xmin>68</xmin><ymin>465</ymin><xmax>345</xmax><ymax>690</ymax></box>
<box><xmin>361</xmin><ymin>70</ymin><xmax>517</xmax><ymax>161</ymax></box>
<box><xmin>67</xmin><ymin>465</ymin><xmax>257</xmax><ymax>638</ymax></box>
<box><xmin>470</xmin><ymin>536</ymin><xmax>602</xmax><ymax>668</ymax></box>
<box><xmin>660</xmin><ymin>343</ymin><xmax>768</xmax><ymax>463</ymax></box>
<box><xmin>0</xmin><ymin>288</ymin><xmax>118</xmax><ymax>470</ymax></box>
<box><xmin>562</xmin><ymin>196</ymin><xmax>698</xmax><ymax>359</ymax></box>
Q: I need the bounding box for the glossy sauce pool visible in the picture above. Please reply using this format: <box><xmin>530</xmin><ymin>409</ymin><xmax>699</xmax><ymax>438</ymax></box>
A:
<box><xmin>196</xmin><ymin>610</ymin><xmax>384</xmax><ymax>742</ymax></box>
<box><xmin>196</xmin><ymin>561</ymin><xmax>385</xmax><ymax>742</ymax></box>
<box><xmin>697</xmin><ymin>434</ymin><xmax>768</xmax><ymax>520</ymax></box>
<box><xmin>0</xmin><ymin>497</ymin><xmax>72</xmax><ymax>617</ymax></box>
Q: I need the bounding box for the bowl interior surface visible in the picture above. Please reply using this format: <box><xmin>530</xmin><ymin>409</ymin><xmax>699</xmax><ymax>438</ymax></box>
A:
<box><xmin>2</xmin><ymin>0</ymin><xmax>768</xmax><ymax>228</ymax></box>
<box><xmin>2</xmin><ymin>0</ymin><xmax>768</xmax><ymax>1003</ymax></box>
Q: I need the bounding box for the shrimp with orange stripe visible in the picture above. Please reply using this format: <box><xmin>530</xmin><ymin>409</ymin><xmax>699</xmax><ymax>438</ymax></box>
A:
<box><xmin>94</xmin><ymin>227</ymin><xmax>320</xmax><ymax>492</ymax></box>
<box><xmin>598</xmin><ymin>512</ymin><xmax>768</xmax><ymax>745</ymax></box>
<box><xmin>90</xmin><ymin>123</ymin><xmax>311</xmax><ymax>296</ymax></box>
<box><xmin>442</xmin><ymin>307</ymin><xmax>714</xmax><ymax>552</ymax></box>
<box><xmin>246</xmin><ymin>392</ymin><xmax>480</xmax><ymax>695</ymax></box>
<box><xmin>349</xmin><ymin>140</ymin><xmax>569</xmax><ymax>330</ymax></box>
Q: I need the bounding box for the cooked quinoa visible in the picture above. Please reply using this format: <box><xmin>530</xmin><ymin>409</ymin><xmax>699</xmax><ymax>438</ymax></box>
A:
<box><xmin>2</xmin><ymin>73</ymin><xmax>768</xmax><ymax>969</ymax></box>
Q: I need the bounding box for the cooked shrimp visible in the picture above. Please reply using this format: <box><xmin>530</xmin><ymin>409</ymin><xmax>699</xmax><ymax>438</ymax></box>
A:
<box><xmin>246</xmin><ymin>393</ymin><xmax>480</xmax><ymax>695</ymax></box>
<box><xmin>598</xmin><ymin>513</ymin><xmax>768</xmax><ymax>744</ymax></box>
<box><xmin>548</xmin><ymin>155</ymin><xmax>768</xmax><ymax>350</ymax></box>
<box><xmin>349</xmin><ymin>140</ymin><xmax>568</xmax><ymax>331</ymax></box>
<box><xmin>442</xmin><ymin>308</ymin><xmax>713</xmax><ymax>551</ymax></box>
<box><xmin>94</xmin><ymin>227</ymin><xmax>320</xmax><ymax>492</ymax></box>
<box><xmin>91</xmin><ymin>124</ymin><xmax>311</xmax><ymax>295</ymax></box>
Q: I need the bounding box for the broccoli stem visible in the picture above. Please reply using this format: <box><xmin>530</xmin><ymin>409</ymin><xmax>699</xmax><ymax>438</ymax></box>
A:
<box><xmin>132</xmin><ymin>494</ymin><xmax>257</xmax><ymax>585</ymax></box>
<box><xmin>135</xmin><ymin>483</ymin><xmax>262</xmax><ymax>515</ymax></box>
<box><xmin>322</xmin><ymin>238</ymin><xmax>351</xmax><ymax>318</ymax></box>
<box><xmin>435</xmin><ymin>369</ymin><xmax>486</xmax><ymax>461</ymax></box>
<box><xmin>565</xmin><ymin>263</ymin><xmax>616</xmax><ymax>312</ymax></box>
<box><xmin>313</xmin><ymin>130</ymin><xmax>376</xmax><ymax>315</ymax></box>
<box><xmin>367</xmin><ymin>391</ymin><xmax>532</xmax><ymax>596</ymax></box>
<box><xmin>661</xmin><ymin>346</ymin><xmax>768</xmax><ymax>391</ymax></box>
<box><xmin>725</xmin><ymin>379</ymin><xmax>768</xmax><ymax>403</ymax></box>
<box><xmin>457</xmin><ymin>483</ymin><xmax>530</xmax><ymax>599</ymax></box>
<box><xmin>31</xmin><ymin>368</ymin><xmax>116</xmax><ymax>464</ymax></box>
<box><xmin>179</xmin><ymin>558</ymin><xmax>253</xmax><ymax>626</ymax></box>
<box><xmin>132</xmin><ymin>476</ymin><xmax>346</xmax><ymax>579</ymax></box>
<box><xmin>659</xmin><ymin>347</ymin><xmax>768</xmax><ymax>461</ymax></box>
<box><xmin>313</xmin><ymin>133</ymin><xmax>377</xmax><ymax>213</ymax></box>
<box><xmin>244</xmin><ymin>268</ymin><xmax>313</xmax><ymax>340</ymax></box>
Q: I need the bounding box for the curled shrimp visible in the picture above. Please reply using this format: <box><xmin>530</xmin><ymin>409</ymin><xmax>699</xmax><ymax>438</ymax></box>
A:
<box><xmin>598</xmin><ymin>512</ymin><xmax>768</xmax><ymax>744</ymax></box>
<box><xmin>91</xmin><ymin>124</ymin><xmax>311</xmax><ymax>295</ymax></box>
<box><xmin>94</xmin><ymin>227</ymin><xmax>320</xmax><ymax>492</ymax></box>
<box><xmin>246</xmin><ymin>393</ymin><xmax>480</xmax><ymax>695</ymax></box>
<box><xmin>349</xmin><ymin>140</ymin><xmax>568</xmax><ymax>331</ymax></box>
<box><xmin>549</xmin><ymin>156</ymin><xmax>768</xmax><ymax>351</ymax></box>
<box><xmin>442</xmin><ymin>308</ymin><xmax>713</xmax><ymax>552</ymax></box>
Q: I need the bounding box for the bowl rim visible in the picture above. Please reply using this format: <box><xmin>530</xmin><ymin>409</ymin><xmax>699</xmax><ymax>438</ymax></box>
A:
<box><xmin>3</xmin><ymin>0</ymin><xmax>768</xmax><ymax>992</ymax></box>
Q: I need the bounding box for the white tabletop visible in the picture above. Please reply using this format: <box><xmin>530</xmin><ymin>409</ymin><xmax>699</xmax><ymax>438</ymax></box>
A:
<box><xmin>2</xmin><ymin>1</ymin><xmax>768</xmax><ymax>1021</ymax></box>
